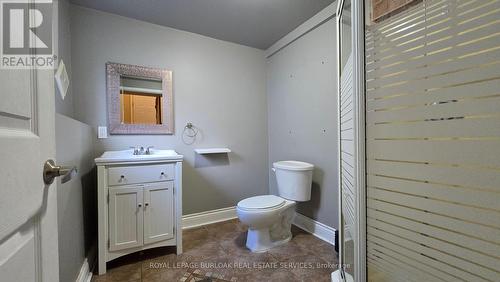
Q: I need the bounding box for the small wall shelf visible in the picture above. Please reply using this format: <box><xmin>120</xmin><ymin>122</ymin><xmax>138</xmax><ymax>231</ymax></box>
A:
<box><xmin>194</xmin><ymin>148</ymin><xmax>231</xmax><ymax>154</ymax></box>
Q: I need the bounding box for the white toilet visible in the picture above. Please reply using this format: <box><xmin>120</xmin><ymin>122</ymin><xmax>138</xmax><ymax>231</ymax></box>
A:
<box><xmin>236</xmin><ymin>160</ymin><xmax>314</xmax><ymax>252</ymax></box>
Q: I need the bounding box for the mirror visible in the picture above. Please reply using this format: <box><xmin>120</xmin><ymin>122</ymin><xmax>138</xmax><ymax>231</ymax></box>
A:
<box><xmin>106</xmin><ymin>62</ymin><xmax>174</xmax><ymax>135</ymax></box>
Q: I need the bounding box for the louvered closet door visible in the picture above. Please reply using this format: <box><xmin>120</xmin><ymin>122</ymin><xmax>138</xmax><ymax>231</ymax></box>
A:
<box><xmin>365</xmin><ymin>0</ymin><xmax>500</xmax><ymax>281</ymax></box>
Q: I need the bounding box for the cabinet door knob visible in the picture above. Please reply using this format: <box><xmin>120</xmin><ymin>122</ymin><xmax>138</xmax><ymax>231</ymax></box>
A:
<box><xmin>145</xmin><ymin>203</ymin><xmax>149</xmax><ymax>207</ymax></box>
<box><xmin>160</xmin><ymin>172</ymin><xmax>165</xmax><ymax>176</ymax></box>
<box><xmin>138</xmin><ymin>203</ymin><xmax>142</xmax><ymax>207</ymax></box>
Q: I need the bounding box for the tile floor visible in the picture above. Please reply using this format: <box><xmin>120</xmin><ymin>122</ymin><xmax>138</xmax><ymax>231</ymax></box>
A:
<box><xmin>92</xmin><ymin>219</ymin><xmax>338</xmax><ymax>282</ymax></box>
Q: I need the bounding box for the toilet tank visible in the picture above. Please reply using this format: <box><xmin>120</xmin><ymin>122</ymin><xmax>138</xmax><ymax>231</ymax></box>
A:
<box><xmin>273</xmin><ymin>161</ymin><xmax>314</xmax><ymax>201</ymax></box>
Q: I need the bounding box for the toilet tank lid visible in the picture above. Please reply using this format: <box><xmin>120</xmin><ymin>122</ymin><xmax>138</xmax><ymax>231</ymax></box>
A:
<box><xmin>237</xmin><ymin>195</ymin><xmax>285</xmax><ymax>210</ymax></box>
<box><xmin>273</xmin><ymin>161</ymin><xmax>314</xmax><ymax>171</ymax></box>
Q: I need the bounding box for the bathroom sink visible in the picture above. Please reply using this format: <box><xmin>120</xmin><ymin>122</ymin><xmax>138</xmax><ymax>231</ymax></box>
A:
<box><xmin>95</xmin><ymin>149</ymin><xmax>183</xmax><ymax>164</ymax></box>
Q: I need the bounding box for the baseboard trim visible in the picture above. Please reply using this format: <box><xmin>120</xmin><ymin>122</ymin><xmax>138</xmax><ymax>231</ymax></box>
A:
<box><xmin>182</xmin><ymin>206</ymin><xmax>237</xmax><ymax>229</ymax></box>
<box><xmin>293</xmin><ymin>212</ymin><xmax>336</xmax><ymax>246</ymax></box>
<box><xmin>75</xmin><ymin>258</ymin><xmax>93</xmax><ymax>282</ymax></box>
<box><xmin>76</xmin><ymin>243</ymin><xmax>96</xmax><ymax>282</ymax></box>
<box><xmin>181</xmin><ymin>208</ymin><xmax>336</xmax><ymax>246</ymax></box>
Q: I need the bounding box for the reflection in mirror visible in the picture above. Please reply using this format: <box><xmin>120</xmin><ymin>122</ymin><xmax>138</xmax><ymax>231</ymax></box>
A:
<box><xmin>119</xmin><ymin>76</ymin><xmax>163</xmax><ymax>125</ymax></box>
<box><xmin>106</xmin><ymin>62</ymin><xmax>173</xmax><ymax>135</ymax></box>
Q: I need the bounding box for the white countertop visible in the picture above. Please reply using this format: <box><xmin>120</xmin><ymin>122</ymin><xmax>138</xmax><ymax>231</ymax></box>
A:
<box><xmin>95</xmin><ymin>149</ymin><xmax>183</xmax><ymax>164</ymax></box>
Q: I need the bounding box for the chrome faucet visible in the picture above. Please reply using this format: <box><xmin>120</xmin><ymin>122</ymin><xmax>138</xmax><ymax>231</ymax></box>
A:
<box><xmin>130</xmin><ymin>146</ymin><xmax>140</xmax><ymax>155</ymax></box>
<box><xmin>130</xmin><ymin>146</ymin><xmax>153</xmax><ymax>155</ymax></box>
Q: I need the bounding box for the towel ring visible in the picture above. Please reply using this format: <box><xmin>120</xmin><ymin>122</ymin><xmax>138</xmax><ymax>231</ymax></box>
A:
<box><xmin>182</xmin><ymin>122</ymin><xmax>199</xmax><ymax>144</ymax></box>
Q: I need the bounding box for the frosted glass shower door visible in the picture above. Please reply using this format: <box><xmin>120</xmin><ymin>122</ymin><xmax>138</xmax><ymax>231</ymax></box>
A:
<box><xmin>365</xmin><ymin>0</ymin><xmax>500</xmax><ymax>281</ymax></box>
<box><xmin>337</xmin><ymin>0</ymin><xmax>360</xmax><ymax>280</ymax></box>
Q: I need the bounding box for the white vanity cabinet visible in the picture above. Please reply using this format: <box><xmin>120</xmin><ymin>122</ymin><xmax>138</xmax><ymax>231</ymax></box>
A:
<box><xmin>95</xmin><ymin>150</ymin><xmax>183</xmax><ymax>275</ymax></box>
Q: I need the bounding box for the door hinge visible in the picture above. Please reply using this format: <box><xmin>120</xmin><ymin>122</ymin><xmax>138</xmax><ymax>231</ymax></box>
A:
<box><xmin>107</xmin><ymin>239</ymin><xmax>110</xmax><ymax>248</ymax></box>
<box><xmin>107</xmin><ymin>194</ymin><xmax>109</xmax><ymax>203</ymax></box>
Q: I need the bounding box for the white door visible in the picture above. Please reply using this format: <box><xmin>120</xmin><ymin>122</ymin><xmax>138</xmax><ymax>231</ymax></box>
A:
<box><xmin>0</xmin><ymin>3</ymin><xmax>59</xmax><ymax>282</ymax></box>
<box><xmin>143</xmin><ymin>182</ymin><xmax>174</xmax><ymax>245</ymax></box>
<box><xmin>109</xmin><ymin>185</ymin><xmax>144</xmax><ymax>251</ymax></box>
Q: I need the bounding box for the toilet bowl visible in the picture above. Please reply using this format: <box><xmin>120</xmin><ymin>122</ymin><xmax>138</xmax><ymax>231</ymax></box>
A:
<box><xmin>237</xmin><ymin>161</ymin><xmax>314</xmax><ymax>252</ymax></box>
<box><xmin>237</xmin><ymin>195</ymin><xmax>296</xmax><ymax>252</ymax></box>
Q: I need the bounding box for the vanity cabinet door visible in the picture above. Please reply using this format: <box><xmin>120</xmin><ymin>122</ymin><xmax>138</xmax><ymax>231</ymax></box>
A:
<box><xmin>109</xmin><ymin>185</ymin><xmax>144</xmax><ymax>251</ymax></box>
<box><xmin>143</xmin><ymin>182</ymin><xmax>174</xmax><ymax>245</ymax></box>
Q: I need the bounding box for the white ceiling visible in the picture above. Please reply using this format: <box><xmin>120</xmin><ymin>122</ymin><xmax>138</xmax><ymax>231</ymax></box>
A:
<box><xmin>69</xmin><ymin>0</ymin><xmax>335</xmax><ymax>50</ymax></box>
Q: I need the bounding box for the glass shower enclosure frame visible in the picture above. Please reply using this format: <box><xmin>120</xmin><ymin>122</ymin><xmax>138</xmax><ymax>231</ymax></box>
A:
<box><xmin>335</xmin><ymin>0</ymin><xmax>366</xmax><ymax>281</ymax></box>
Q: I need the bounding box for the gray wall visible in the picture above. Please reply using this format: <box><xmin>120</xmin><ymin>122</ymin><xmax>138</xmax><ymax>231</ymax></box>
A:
<box><xmin>70</xmin><ymin>5</ymin><xmax>269</xmax><ymax>214</ymax></box>
<box><xmin>267</xmin><ymin>19</ymin><xmax>338</xmax><ymax>228</ymax></box>
<box><xmin>54</xmin><ymin>0</ymin><xmax>74</xmax><ymax>118</ymax></box>
<box><xmin>55</xmin><ymin>1</ymin><xmax>97</xmax><ymax>281</ymax></box>
<box><xmin>56</xmin><ymin>114</ymin><xmax>96</xmax><ymax>282</ymax></box>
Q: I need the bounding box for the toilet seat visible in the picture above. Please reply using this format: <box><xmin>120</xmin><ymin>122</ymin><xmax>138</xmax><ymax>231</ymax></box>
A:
<box><xmin>237</xmin><ymin>195</ymin><xmax>285</xmax><ymax>210</ymax></box>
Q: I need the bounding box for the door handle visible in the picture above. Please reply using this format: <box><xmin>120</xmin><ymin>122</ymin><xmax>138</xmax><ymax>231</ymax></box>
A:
<box><xmin>43</xmin><ymin>159</ymin><xmax>78</xmax><ymax>185</ymax></box>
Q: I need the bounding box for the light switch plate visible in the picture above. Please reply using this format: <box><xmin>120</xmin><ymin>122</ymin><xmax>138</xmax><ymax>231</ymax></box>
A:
<box><xmin>55</xmin><ymin>60</ymin><xmax>69</xmax><ymax>100</ymax></box>
<box><xmin>98</xmin><ymin>126</ymin><xmax>108</xmax><ymax>139</ymax></box>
